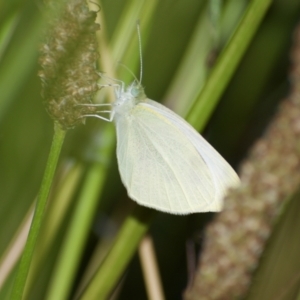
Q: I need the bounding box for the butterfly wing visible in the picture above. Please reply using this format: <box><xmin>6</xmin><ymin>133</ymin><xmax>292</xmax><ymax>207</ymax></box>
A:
<box><xmin>144</xmin><ymin>99</ymin><xmax>240</xmax><ymax>207</ymax></box>
<box><xmin>114</xmin><ymin>99</ymin><xmax>239</xmax><ymax>214</ymax></box>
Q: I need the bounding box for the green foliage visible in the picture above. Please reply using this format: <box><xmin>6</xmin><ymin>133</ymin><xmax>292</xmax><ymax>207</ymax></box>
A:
<box><xmin>0</xmin><ymin>0</ymin><xmax>300</xmax><ymax>299</ymax></box>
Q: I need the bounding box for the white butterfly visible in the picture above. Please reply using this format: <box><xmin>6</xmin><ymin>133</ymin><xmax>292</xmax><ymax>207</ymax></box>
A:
<box><xmin>85</xmin><ymin>79</ymin><xmax>240</xmax><ymax>214</ymax></box>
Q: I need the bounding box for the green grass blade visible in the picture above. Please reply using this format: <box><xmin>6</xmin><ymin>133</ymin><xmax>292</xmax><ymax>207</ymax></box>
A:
<box><xmin>187</xmin><ymin>0</ymin><xmax>273</xmax><ymax>131</ymax></box>
<box><xmin>80</xmin><ymin>205</ymin><xmax>154</xmax><ymax>300</ymax></box>
<box><xmin>45</xmin><ymin>125</ymin><xmax>115</xmax><ymax>300</ymax></box>
<box><xmin>10</xmin><ymin>123</ymin><xmax>66</xmax><ymax>300</ymax></box>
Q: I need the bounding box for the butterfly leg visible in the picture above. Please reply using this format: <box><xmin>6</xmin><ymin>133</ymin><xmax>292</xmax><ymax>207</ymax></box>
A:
<box><xmin>97</xmin><ymin>72</ymin><xmax>125</xmax><ymax>93</ymax></box>
<box><xmin>76</xmin><ymin>103</ymin><xmax>114</xmax><ymax>122</ymax></box>
<box><xmin>78</xmin><ymin>113</ymin><xmax>113</xmax><ymax>122</ymax></box>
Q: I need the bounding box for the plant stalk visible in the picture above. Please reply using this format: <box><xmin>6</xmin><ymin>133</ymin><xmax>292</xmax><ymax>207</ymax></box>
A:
<box><xmin>10</xmin><ymin>122</ymin><xmax>66</xmax><ymax>300</ymax></box>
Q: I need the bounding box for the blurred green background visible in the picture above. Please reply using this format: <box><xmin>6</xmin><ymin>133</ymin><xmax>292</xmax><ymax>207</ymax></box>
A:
<box><xmin>0</xmin><ymin>0</ymin><xmax>300</xmax><ymax>299</ymax></box>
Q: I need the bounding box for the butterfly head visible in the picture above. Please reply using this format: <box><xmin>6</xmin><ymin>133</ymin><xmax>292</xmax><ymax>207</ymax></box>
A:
<box><xmin>127</xmin><ymin>80</ymin><xmax>146</xmax><ymax>102</ymax></box>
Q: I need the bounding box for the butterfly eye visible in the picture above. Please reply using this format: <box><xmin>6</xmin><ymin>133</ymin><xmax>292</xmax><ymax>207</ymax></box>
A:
<box><xmin>131</xmin><ymin>86</ymin><xmax>140</xmax><ymax>97</ymax></box>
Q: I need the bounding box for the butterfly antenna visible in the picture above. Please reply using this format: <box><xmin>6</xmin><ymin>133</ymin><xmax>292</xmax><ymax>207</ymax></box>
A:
<box><xmin>136</xmin><ymin>20</ymin><xmax>143</xmax><ymax>83</ymax></box>
<box><xmin>118</xmin><ymin>61</ymin><xmax>139</xmax><ymax>82</ymax></box>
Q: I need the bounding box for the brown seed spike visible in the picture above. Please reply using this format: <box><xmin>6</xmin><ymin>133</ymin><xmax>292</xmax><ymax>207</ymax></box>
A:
<box><xmin>39</xmin><ymin>0</ymin><xmax>100</xmax><ymax>129</ymax></box>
